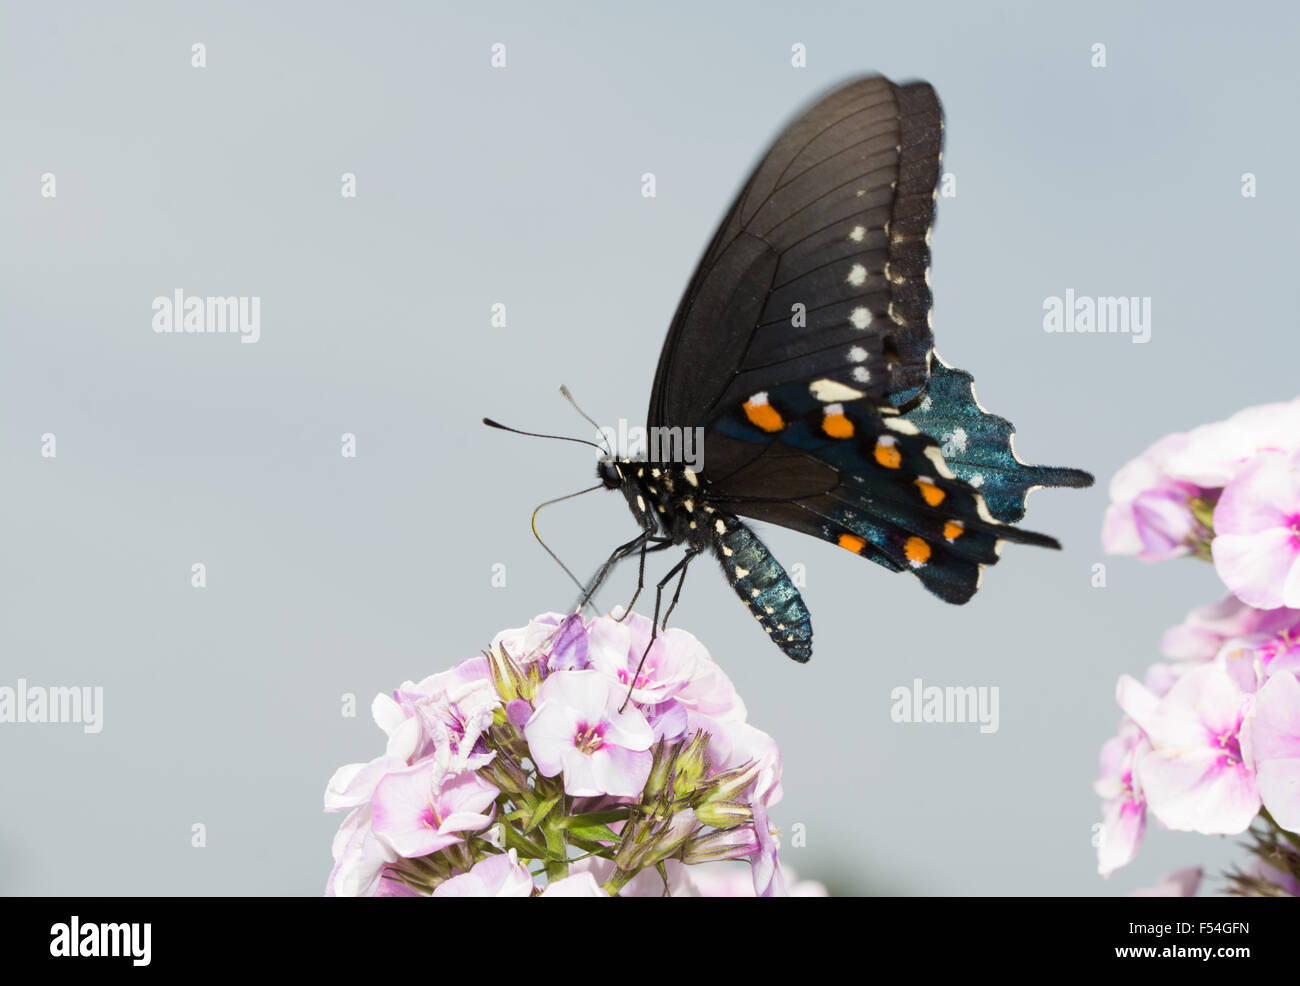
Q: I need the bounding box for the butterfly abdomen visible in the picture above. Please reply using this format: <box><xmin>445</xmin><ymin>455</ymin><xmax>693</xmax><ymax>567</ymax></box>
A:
<box><xmin>711</xmin><ymin>515</ymin><xmax>813</xmax><ymax>663</ymax></box>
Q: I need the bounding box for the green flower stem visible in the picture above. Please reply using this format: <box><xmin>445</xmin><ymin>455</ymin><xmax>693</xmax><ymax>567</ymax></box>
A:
<box><xmin>540</xmin><ymin>813</ymin><xmax>570</xmax><ymax>882</ymax></box>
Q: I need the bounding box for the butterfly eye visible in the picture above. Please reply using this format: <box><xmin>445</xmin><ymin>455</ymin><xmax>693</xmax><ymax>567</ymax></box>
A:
<box><xmin>597</xmin><ymin>459</ymin><xmax>623</xmax><ymax>489</ymax></box>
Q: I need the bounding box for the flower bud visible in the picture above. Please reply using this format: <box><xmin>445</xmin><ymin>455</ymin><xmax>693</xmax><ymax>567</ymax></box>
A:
<box><xmin>642</xmin><ymin>808</ymin><xmax>700</xmax><ymax>867</ymax></box>
<box><xmin>672</xmin><ymin>730</ymin><xmax>711</xmax><ymax>795</ymax></box>
<box><xmin>487</xmin><ymin>644</ymin><xmax>526</xmax><ymax>703</ymax></box>
<box><xmin>642</xmin><ymin>737</ymin><xmax>677</xmax><ymax>804</ymax></box>
<box><xmin>478</xmin><ymin>752</ymin><xmax>529</xmax><ymax>795</ymax></box>
<box><xmin>702</xmin><ymin>759</ymin><xmax>761</xmax><ymax>805</ymax></box>
<box><xmin>522</xmin><ymin>661</ymin><xmax>545</xmax><ymax>702</ymax></box>
<box><xmin>682</xmin><ymin>824</ymin><xmax>759</xmax><ymax>865</ymax></box>
<box><xmin>694</xmin><ymin>799</ymin><xmax>753</xmax><ymax>829</ymax></box>
<box><xmin>613</xmin><ymin>821</ymin><xmax>651</xmax><ymax>871</ymax></box>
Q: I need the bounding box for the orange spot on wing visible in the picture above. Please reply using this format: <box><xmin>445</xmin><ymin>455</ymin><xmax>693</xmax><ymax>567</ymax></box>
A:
<box><xmin>904</xmin><ymin>536</ymin><xmax>931</xmax><ymax>567</ymax></box>
<box><xmin>915</xmin><ymin>478</ymin><xmax>945</xmax><ymax>507</ymax></box>
<box><xmin>822</xmin><ymin>412</ymin><xmax>854</xmax><ymax>439</ymax></box>
<box><xmin>744</xmin><ymin>398</ymin><xmax>785</xmax><ymax>433</ymax></box>
<box><xmin>943</xmin><ymin>520</ymin><xmax>964</xmax><ymax>542</ymax></box>
<box><xmin>874</xmin><ymin>437</ymin><xmax>901</xmax><ymax>469</ymax></box>
<box><xmin>837</xmin><ymin>533</ymin><xmax>866</xmax><ymax>554</ymax></box>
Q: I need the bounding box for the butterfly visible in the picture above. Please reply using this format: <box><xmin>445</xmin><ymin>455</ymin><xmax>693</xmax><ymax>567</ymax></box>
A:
<box><xmin>497</xmin><ymin>75</ymin><xmax>1093</xmax><ymax>665</ymax></box>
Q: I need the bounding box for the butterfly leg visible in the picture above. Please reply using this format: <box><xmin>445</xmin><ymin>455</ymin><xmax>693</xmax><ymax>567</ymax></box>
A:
<box><xmin>613</xmin><ymin>536</ymin><xmax>674</xmax><ymax>621</ymax></box>
<box><xmin>619</xmin><ymin>548</ymin><xmax>700</xmax><ymax>712</ymax></box>
<box><xmin>659</xmin><ymin>548</ymin><xmax>696</xmax><ymax>629</ymax></box>
<box><xmin>575</xmin><ymin>532</ymin><xmax>649</xmax><ymax>613</ymax></box>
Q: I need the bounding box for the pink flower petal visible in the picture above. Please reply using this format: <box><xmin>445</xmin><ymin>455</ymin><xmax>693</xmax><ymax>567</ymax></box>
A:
<box><xmin>1131</xmin><ymin>866</ymin><xmax>1202</xmax><ymax>897</ymax></box>
<box><xmin>540</xmin><ymin>872</ymin><xmax>608</xmax><ymax>897</ymax></box>
<box><xmin>1097</xmin><ymin>796</ymin><xmax>1145</xmax><ymax>877</ymax></box>
<box><xmin>591</xmin><ymin>745</ymin><xmax>653</xmax><ymax>798</ymax></box>
<box><xmin>1121</xmin><ymin>666</ymin><xmax>1260</xmax><ymax>834</ymax></box>
<box><xmin>1213</xmin><ymin>528</ymin><xmax>1297</xmax><ymax>609</ymax></box>
<box><xmin>1136</xmin><ymin>749</ymin><xmax>1259</xmax><ymax>834</ymax></box>
<box><xmin>1160</xmin><ymin>595</ymin><xmax>1268</xmax><ymax>662</ymax></box>
<box><xmin>432</xmin><ymin>851</ymin><xmax>533</xmax><ymax>897</ymax></box>
<box><xmin>1251</xmin><ymin>671</ymin><xmax>1300</xmax><ymax>831</ymax></box>
<box><xmin>1215</xmin><ymin>451</ymin><xmax>1300</xmax><ymax>533</ymax></box>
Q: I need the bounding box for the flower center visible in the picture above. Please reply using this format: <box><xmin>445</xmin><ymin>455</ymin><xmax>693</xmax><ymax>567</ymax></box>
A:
<box><xmin>1213</xmin><ymin>726</ymin><xmax>1243</xmax><ymax>765</ymax></box>
<box><xmin>1119</xmin><ymin>767</ymin><xmax>1135</xmax><ymax>800</ymax></box>
<box><xmin>617</xmin><ymin>665</ymin><xmax>654</xmax><ymax>689</ymax></box>
<box><xmin>573</xmin><ymin>720</ymin><xmax>607</xmax><ymax>755</ymax></box>
<box><xmin>420</xmin><ymin>797</ymin><xmax>442</xmax><ymax>830</ymax></box>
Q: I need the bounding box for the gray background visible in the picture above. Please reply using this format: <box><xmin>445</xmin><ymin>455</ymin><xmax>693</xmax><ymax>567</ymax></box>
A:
<box><xmin>2</xmin><ymin>0</ymin><xmax>1295</xmax><ymax>896</ymax></box>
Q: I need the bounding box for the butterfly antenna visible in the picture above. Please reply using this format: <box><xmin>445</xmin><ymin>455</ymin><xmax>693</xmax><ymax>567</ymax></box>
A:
<box><xmin>532</xmin><ymin>484</ymin><xmax>604</xmax><ymax>611</ymax></box>
<box><xmin>558</xmin><ymin>385</ymin><xmax>611</xmax><ymax>458</ymax></box>
<box><xmin>482</xmin><ymin>417</ymin><xmax>604</xmax><ymax>452</ymax></box>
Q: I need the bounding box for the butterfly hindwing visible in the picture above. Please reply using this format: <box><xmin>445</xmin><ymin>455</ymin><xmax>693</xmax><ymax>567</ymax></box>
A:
<box><xmin>707</xmin><ymin>384</ymin><xmax>1061</xmax><ymax>604</ymax></box>
<box><xmin>899</xmin><ymin>357</ymin><xmax>1094</xmax><ymax>523</ymax></box>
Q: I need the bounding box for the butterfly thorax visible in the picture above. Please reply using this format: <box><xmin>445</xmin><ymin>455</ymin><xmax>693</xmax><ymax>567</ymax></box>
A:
<box><xmin>597</xmin><ymin>458</ymin><xmax>716</xmax><ymax>550</ymax></box>
<box><xmin>596</xmin><ymin>454</ymin><xmax>815</xmax><ymax>659</ymax></box>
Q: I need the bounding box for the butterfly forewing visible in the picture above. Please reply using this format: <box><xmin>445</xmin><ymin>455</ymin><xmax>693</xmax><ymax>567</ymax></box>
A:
<box><xmin>647</xmin><ymin>76</ymin><xmax>942</xmax><ymax>431</ymax></box>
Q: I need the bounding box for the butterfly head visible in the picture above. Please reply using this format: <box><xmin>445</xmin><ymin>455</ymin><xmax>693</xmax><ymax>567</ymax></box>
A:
<box><xmin>597</xmin><ymin>457</ymin><xmax>625</xmax><ymax>490</ymax></box>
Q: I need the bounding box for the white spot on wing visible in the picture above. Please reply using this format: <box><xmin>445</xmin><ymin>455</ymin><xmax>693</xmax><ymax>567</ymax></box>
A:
<box><xmin>849</xmin><ymin>307</ymin><xmax>871</xmax><ymax>330</ymax></box>
<box><xmin>809</xmin><ymin>378</ymin><xmax>865</xmax><ymax>402</ymax></box>
<box><xmin>923</xmin><ymin>446</ymin><xmax>956</xmax><ymax>480</ymax></box>
<box><xmin>884</xmin><ymin>417</ymin><xmax>919</xmax><ymax>435</ymax></box>
<box><xmin>847</xmin><ymin>264</ymin><xmax>867</xmax><ymax>287</ymax></box>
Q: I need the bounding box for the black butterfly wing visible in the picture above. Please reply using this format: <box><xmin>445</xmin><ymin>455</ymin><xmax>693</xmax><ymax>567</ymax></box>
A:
<box><xmin>647</xmin><ymin>75</ymin><xmax>942</xmax><ymax>432</ymax></box>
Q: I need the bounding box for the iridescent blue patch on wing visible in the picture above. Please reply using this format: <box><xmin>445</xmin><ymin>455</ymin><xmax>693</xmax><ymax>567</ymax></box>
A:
<box><xmin>900</xmin><ymin>359</ymin><xmax>1093</xmax><ymax>523</ymax></box>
